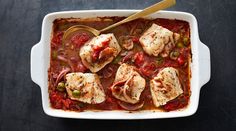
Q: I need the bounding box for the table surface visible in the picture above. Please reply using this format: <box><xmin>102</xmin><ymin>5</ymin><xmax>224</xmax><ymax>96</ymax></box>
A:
<box><xmin>0</xmin><ymin>0</ymin><xmax>236</xmax><ymax>130</ymax></box>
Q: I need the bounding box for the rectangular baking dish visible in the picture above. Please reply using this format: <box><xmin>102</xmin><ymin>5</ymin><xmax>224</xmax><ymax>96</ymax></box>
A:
<box><xmin>30</xmin><ymin>10</ymin><xmax>211</xmax><ymax>119</ymax></box>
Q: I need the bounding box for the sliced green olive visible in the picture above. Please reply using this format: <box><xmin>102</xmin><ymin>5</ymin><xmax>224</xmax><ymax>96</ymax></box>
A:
<box><xmin>170</xmin><ymin>51</ymin><xmax>180</xmax><ymax>60</ymax></box>
<box><xmin>177</xmin><ymin>42</ymin><xmax>184</xmax><ymax>48</ymax></box>
<box><xmin>183</xmin><ymin>37</ymin><xmax>189</xmax><ymax>46</ymax></box>
<box><xmin>57</xmin><ymin>82</ymin><xmax>65</xmax><ymax>92</ymax></box>
<box><xmin>156</xmin><ymin>56</ymin><xmax>163</xmax><ymax>65</ymax></box>
<box><xmin>72</xmin><ymin>90</ymin><xmax>80</xmax><ymax>97</ymax></box>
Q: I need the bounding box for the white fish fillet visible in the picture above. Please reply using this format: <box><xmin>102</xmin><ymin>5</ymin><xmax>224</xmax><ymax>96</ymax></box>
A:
<box><xmin>80</xmin><ymin>33</ymin><xmax>121</xmax><ymax>72</ymax></box>
<box><xmin>139</xmin><ymin>24</ymin><xmax>180</xmax><ymax>57</ymax></box>
<box><xmin>111</xmin><ymin>64</ymin><xmax>146</xmax><ymax>104</ymax></box>
<box><xmin>150</xmin><ymin>67</ymin><xmax>183</xmax><ymax>107</ymax></box>
<box><xmin>65</xmin><ymin>72</ymin><xmax>105</xmax><ymax>104</ymax></box>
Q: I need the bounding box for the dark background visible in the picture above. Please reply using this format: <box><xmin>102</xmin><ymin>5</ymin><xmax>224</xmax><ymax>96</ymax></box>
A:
<box><xmin>0</xmin><ymin>0</ymin><xmax>236</xmax><ymax>130</ymax></box>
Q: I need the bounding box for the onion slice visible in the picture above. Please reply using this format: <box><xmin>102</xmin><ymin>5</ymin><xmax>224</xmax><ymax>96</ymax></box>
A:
<box><xmin>57</xmin><ymin>55</ymin><xmax>75</xmax><ymax>72</ymax></box>
<box><xmin>118</xmin><ymin>101</ymin><xmax>144</xmax><ymax>111</ymax></box>
<box><xmin>54</xmin><ymin>67</ymin><xmax>70</xmax><ymax>87</ymax></box>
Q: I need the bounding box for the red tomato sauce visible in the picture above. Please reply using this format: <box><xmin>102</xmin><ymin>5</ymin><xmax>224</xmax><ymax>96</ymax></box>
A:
<box><xmin>48</xmin><ymin>17</ymin><xmax>191</xmax><ymax>112</ymax></box>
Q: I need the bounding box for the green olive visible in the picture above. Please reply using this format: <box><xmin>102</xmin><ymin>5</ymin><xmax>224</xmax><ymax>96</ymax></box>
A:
<box><xmin>156</xmin><ymin>56</ymin><xmax>163</xmax><ymax>64</ymax></box>
<box><xmin>183</xmin><ymin>37</ymin><xmax>189</xmax><ymax>46</ymax></box>
<box><xmin>57</xmin><ymin>82</ymin><xmax>65</xmax><ymax>92</ymax></box>
<box><xmin>170</xmin><ymin>51</ymin><xmax>180</xmax><ymax>60</ymax></box>
<box><xmin>177</xmin><ymin>42</ymin><xmax>184</xmax><ymax>48</ymax></box>
<box><xmin>72</xmin><ymin>90</ymin><xmax>80</xmax><ymax>97</ymax></box>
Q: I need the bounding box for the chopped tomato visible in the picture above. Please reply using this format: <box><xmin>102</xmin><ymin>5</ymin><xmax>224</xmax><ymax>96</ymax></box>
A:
<box><xmin>93</xmin><ymin>45</ymin><xmax>101</xmax><ymax>51</ymax></box>
<box><xmin>50</xmin><ymin>92</ymin><xmax>74</xmax><ymax>109</ymax></box>
<box><xmin>52</xmin><ymin>31</ymin><xmax>64</xmax><ymax>47</ymax></box>
<box><xmin>101</xmin><ymin>39</ymin><xmax>110</xmax><ymax>47</ymax></box>
<box><xmin>91</xmin><ymin>39</ymin><xmax>111</xmax><ymax>62</ymax></box>
<box><xmin>71</xmin><ymin>33</ymin><xmax>90</xmax><ymax>47</ymax></box>
<box><xmin>163</xmin><ymin>59</ymin><xmax>179</xmax><ymax>67</ymax></box>
<box><xmin>140</xmin><ymin>62</ymin><xmax>157</xmax><ymax>78</ymax></box>
<box><xmin>106</xmin><ymin>97</ymin><xmax>113</xmax><ymax>103</ymax></box>
<box><xmin>50</xmin><ymin>92</ymin><xmax>63</xmax><ymax>109</ymax></box>
<box><xmin>62</xmin><ymin>99</ymin><xmax>71</xmax><ymax>109</ymax></box>
<box><xmin>132</xmin><ymin>36</ymin><xmax>139</xmax><ymax>43</ymax></box>
<box><xmin>163</xmin><ymin>96</ymin><xmax>188</xmax><ymax>111</ymax></box>
<box><xmin>133</xmin><ymin>52</ymin><xmax>144</xmax><ymax>67</ymax></box>
<box><xmin>177</xmin><ymin>56</ymin><xmax>185</xmax><ymax>65</ymax></box>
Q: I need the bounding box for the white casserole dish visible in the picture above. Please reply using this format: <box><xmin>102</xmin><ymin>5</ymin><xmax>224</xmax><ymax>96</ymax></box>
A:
<box><xmin>31</xmin><ymin>10</ymin><xmax>211</xmax><ymax>119</ymax></box>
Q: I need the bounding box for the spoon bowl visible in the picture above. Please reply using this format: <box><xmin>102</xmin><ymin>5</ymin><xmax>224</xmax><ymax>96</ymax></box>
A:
<box><xmin>62</xmin><ymin>25</ymin><xmax>100</xmax><ymax>44</ymax></box>
<box><xmin>62</xmin><ymin>0</ymin><xmax>176</xmax><ymax>42</ymax></box>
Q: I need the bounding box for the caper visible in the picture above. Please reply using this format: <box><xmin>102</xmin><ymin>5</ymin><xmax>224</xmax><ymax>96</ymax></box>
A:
<box><xmin>72</xmin><ymin>90</ymin><xmax>80</xmax><ymax>97</ymax></box>
<box><xmin>57</xmin><ymin>82</ymin><xmax>65</xmax><ymax>92</ymax></box>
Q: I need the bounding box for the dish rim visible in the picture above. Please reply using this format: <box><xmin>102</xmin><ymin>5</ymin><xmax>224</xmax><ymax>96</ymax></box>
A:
<box><xmin>30</xmin><ymin>10</ymin><xmax>211</xmax><ymax>119</ymax></box>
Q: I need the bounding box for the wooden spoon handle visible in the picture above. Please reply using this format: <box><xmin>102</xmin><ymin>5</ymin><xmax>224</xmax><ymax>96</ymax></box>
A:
<box><xmin>100</xmin><ymin>0</ymin><xmax>176</xmax><ymax>33</ymax></box>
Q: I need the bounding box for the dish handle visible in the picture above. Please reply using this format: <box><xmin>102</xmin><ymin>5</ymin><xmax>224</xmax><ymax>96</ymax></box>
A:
<box><xmin>198</xmin><ymin>41</ymin><xmax>211</xmax><ymax>87</ymax></box>
<box><xmin>31</xmin><ymin>42</ymin><xmax>43</xmax><ymax>87</ymax></box>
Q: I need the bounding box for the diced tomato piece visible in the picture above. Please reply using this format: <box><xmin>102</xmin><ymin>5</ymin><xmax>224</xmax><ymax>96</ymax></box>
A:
<box><xmin>91</xmin><ymin>50</ymin><xmax>99</xmax><ymax>62</ymax></box>
<box><xmin>91</xmin><ymin>39</ymin><xmax>110</xmax><ymax>62</ymax></box>
<box><xmin>132</xmin><ymin>36</ymin><xmax>139</xmax><ymax>43</ymax></box>
<box><xmin>54</xmin><ymin>100</ymin><xmax>62</xmax><ymax>109</ymax></box>
<box><xmin>101</xmin><ymin>39</ymin><xmax>110</xmax><ymax>47</ymax></box>
<box><xmin>133</xmin><ymin>52</ymin><xmax>144</xmax><ymax>67</ymax></box>
<box><xmin>71</xmin><ymin>33</ymin><xmax>90</xmax><ymax>47</ymax></box>
<box><xmin>177</xmin><ymin>56</ymin><xmax>185</xmax><ymax>65</ymax></box>
<box><xmin>140</xmin><ymin>62</ymin><xmax>156</xmax><ymax>78</ymax></box>
<box><xmin>50</xmin><ymin>93</ymin><xmax>58</xmax><ymax>102</ymax></box>
<box><xmin>52</xmin><ymin>31</ymin><xmax>64</xmax><ymax>46</ymax></box>
<box><xmin>50</xmin><ymin>92</ymin><xmax>63</xmax><ymax>109</ymax></box>
<box><xmin>163</xmin><ymin>102</ymin><xmax>177</xmax><ymax>111</ymax></box>
<box><xmin>93</xmin><ymin>45</ymin><xmax>101</xmax><ymax>51</ymax></box>
<box><xmin>106</xmin><ymin>97</ymin><xmax>113</xmax><ymax>103</ymax></box>
<box><xmin>163</xmin><ymin>95</ymin><xmax>188</xmax><ymax>111</ymax></box>
<box><xmin>62</xmin><ymin>99</ymin><xmax>72</xmax><ymax>109</ymax></box>
<box><xmin>163</xmin><ymin>59</ymin><xmax>179</xmax><ymax>67</ymax></box>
